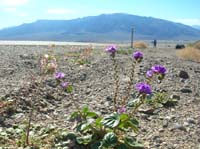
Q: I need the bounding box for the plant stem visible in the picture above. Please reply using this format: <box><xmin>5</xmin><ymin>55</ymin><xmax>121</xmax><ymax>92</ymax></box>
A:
<box><xmin>112</xmin><ymin>57</ymin><xmax>119</xmax><ymax>112</ymax></box>
<box><xmin>131</xmin><ymin>95</ymin><xmax>146</xmax><ymax>116</ymax></box>
<box><xmin>122</xmin><ymin>61</ymin><xmax>136</xmax><ymax>105</ymax></box>
<box><xmin>26</xmin><ymin>103</ymin><xmax>33</xmax><ymax>145</ymax></box>
<box><xmin>69</xmin><ymin>93</ymin><xmax>80</xmax><ymax>111</ymax></box>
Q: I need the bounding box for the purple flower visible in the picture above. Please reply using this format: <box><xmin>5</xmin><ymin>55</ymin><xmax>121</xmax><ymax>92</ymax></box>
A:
<box><xmin>105</xmin><ymin>45</ymin><xmax>117</xmax><ymax>54</ymax></box>
<box><xmin>132</xmin><ymin>51</ymin><xmax>143</xmax><ymax>62</ymax></box>
<box><xmin>55</xmin><ymin>72</ymin><xmax>65</xmax><ymax>79</ymax></box>
<box><xmin>151</xmin><ymin>65</ymin><xmax>167</xmax><ymax>75</ymax></box>
<box><xmin>117</xmin><ymin>106</ymin><xmax>126</xmax><ymax>114</ymax></box>
<box><xmin>135</xmin><ymin>82</ymin><xmax>152</xmax><ymax>95</ymax></box>
<box><xmin>61</xmin><ymin>82</ymin><xmax>69</xmax><ymax>88</ymax></box>
<box><xmin>146</xmin><ymin>70</ymin><xmax>153</xmax><ymax>78</ymax></box>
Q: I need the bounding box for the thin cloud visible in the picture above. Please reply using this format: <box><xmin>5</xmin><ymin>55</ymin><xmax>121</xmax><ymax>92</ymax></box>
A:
<box><xmin>175</xmin><ymin>18</ymin><xmax>200</xmax><ymax>26</ymax></box>
<box><xmin>4</xmin><ymin>7</ymin><xmax>17</xmax><ymax>13</ymax></box>
<box><xmin>1</xmin><ymin>0</ymin><xmax>29</xmax><ymax>6</ymax></box>
<box><xmin>18</xmin><ymin>12</ymin><xmax>28</xmax><ymax>17</ymax></box>
<box><xmin>47</xmin><ymin>8</ymin><xmax>76</xmax><ymax>15</ymax></box>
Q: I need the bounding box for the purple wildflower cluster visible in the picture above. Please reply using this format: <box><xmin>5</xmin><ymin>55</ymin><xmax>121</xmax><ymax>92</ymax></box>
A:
<box><xmin>117</xmin><ymin>106</ymin><xmax>126</xmax><ymax>114</ymax></box>
<box><xmin>151</xmin><ymin>65</ymin><xmax>167</xmax><ymax>75</ymax></box>
<box><xmin>105</xmin><ymin>45</ymin><xmax>117</xmax><ymax>57</ymax></box>
<box><xmin>55</xmin><ymin>72</ymin><xmax>65</xmax><ymax>80</ymax></box>
<box><xmin>61</xmin><ymin>82</ymin><xmax>69</xmax><ymax>88</ymax></box>
<box><xmin>132</xmin><ymin>51</ymin><xmax>143</xmax><ymax>62</ymax></box>
<box><xmin>54</xmin><ymin>72</ymin><xmax>70</xmax><ymax>90</ymax></box>
<box><xmin>135</xmin><ymin>82</ymin><xmax>152</xmax><ymax>95</ymax></box>
<box><xmin>146</xmin><ymin>65</ymin><xmax>167</xmax><ymax>80</ymax></box>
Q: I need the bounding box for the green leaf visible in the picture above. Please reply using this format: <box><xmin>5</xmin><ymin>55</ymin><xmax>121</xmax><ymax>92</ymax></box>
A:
<box><xmin>119</xmin><ymin>118</ymin><xmax>139</xmax><ymax>133</ymax></box>
<box><xmin>120</xmin><ymin>114</ymin><xmax>129</xmax><ymax>122</ymax></box>
<box><xmin>126</xmin><ymin>121</ymin><xmax>139</xmax><ymax>133</ymax></box>
<box><xmin>82</xmin><ymin>106</ymin><xmax>89</xmax><ymax>113</ymax></box>
<box><xmin>86</xmin><ymin>111</ymin><xmax>97</xmax><ymax>118</ymax></box>
<box><xmin>76</xmin><ymin>134</ymin><xmax>93</xmax><ymax>145</ymax></box>
<box><xmin>101</xmin><ymin>132</ymin><xmax>118</xmax><ymax>148</ymax></box>
<box><xmin>66</xmin><ymin>85</ymin><xmax>73</xmax><ymax>93</ymax></box>
<box><xmin>124</xmin><ymin>136</ymin><xmax>144</xmax><ymax>149</ymax></box>
<box><xmin>76</xmin><ymin>122</ymin><xmax>90</xmax><ymax>132</ymax></box>
<box><xmin>95</xmin><ymin>117</ymin><xmax>103</xmax><ymax>127</ymax></box>
<box><xmin>101</xmin><ymin>113</ymin><xmax>120</xmax><ymax>128</ymax></box>
<box><xmin>91</xmin><ymin>141</ymin><xmax>101</xmax><ymax>149</ymax></box>
<box><xmin>116</xmin><ymin>143</ymin><xmax>129</xmax><ymax>149</ymax></box>
<box><xmin>70</xmin><ymin>111</ymin><xmax>79</xmax><ymax>119</ymax></box>
<box><xmin>66</xmin><ymin>132</ymin><xmax>77</xmax><ymax>140</ymax></box>
<box><xmin>127</xmin><ymin>98</ymin><xmax>140</xmax><ymax>107</ymax></box>
<box><xmin>130</xmin><ymin>118</ymin><xmax>139</xmax><ymax>126</ymax></box>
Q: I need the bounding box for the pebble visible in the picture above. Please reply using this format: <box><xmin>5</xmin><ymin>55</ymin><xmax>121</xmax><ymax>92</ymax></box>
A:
<box><xmin>180</xmin><ymin>88</ymin><xmax>192</xmax><ymax>93</ymax></box>
<box><xmin>179</xmin><ymin>70</ymin><xmax>189</xmax><ymax>79</ymax></box>
<box><xmin>163</xmin><ymin>120</ymin><xmax>168</xmax><ymax>128</ymax></box>
<box><xmin>170</xmin><ymin>94</ymin><xmax>180</xmax><ymax>100</ymax></box>
<box><xmin>171</xmin><ymin>123</ymin><xmax>187</xmax><ymax>132</ymax></box>
<box><xmin>187</xmin><ymin>118</ymin><xmax>196</xmax><ymax>124</ymax></box>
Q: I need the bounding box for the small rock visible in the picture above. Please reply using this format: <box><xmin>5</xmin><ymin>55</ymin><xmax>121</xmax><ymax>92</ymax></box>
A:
<box><xmin>163</xmin><ymin>120</ymin><xmax>168</xmax><ymax>128</ymax></box>
<box><xmin>79</xmin><ymin>73</ymin><xmax>87</xmax><ymax>81</ymax></box>
<box><xmin>187</xmin><ymin>118</ymin><xmax>196</xmax><ymax>124</ymax></box>
<box><xmin>170</xmin><ymin>94</ymin><xmax>180</xmax><ymax>100</ymax></box>
<box><xmin>180</xmin><ymin>88</ymin><xmax>192</xmax><ymax>93</ymax></box>
<box><xmin>104</xmin><ymin>101</ymin><xmax>110</xmax><ymax>107</ymax></box>
<box><xmin>106</xmin><ymin>96</ymin><xmax>112</xmax><ymax>101</ymax></box>
<box><xmin>171</xmin><ymin>123</ymin><xmax>187</xmax><ymax>132</ymax></box>
<box><xmin>179</xmin><ymin>70</ymin><xmax>189</xmax><ymax>79</ymax></box>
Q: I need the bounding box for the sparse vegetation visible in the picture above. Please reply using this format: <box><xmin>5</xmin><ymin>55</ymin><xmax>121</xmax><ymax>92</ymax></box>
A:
<box><xmin>0</xmin><ymin>42</ymin><xmax>199</xmax><ymax>148</ymax></box>
<box><xmin>188</xmin><ymin>40</ymin><xmax>200</xmax><ymax>49</ymax></box>
<box><xmin>176</xmin><ymin>47</ymin><xmax>200</xmax><ymax>62</ymax></box>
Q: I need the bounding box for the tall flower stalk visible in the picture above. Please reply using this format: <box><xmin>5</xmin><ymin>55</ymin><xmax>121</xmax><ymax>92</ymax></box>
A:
<box><xmin>122</xmin><ymin>51</ymin><xmax>143</xmax><ymax>105</ymax></box>
<box><xmin>122</xmin><ymin>61</ymin><xmax>136</xmax><ymax>105</ymax></box>
<box><xmin>105</xmin><ymin>45</ymin><xmax>119</xmax><ymax>111</ymax></box>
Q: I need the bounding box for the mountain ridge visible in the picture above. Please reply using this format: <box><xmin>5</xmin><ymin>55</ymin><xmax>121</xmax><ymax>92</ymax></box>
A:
<box><xmin>0</xmin><ymin>13</ymin><xmax>200</xmax><ymax>41</ymax></box>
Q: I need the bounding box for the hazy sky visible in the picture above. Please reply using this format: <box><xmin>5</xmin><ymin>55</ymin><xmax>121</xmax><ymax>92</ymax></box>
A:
<box><xmin>0</xmin><ymin>0</ymin><xmax>200</xmax><ymax>29</ymax></box>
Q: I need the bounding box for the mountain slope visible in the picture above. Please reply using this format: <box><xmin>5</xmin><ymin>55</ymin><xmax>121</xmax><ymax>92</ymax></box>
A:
<box><xmin>0</xmin><ymin>13</ymin><xmax>200</xmax><ymax>41</ymax></box>
<box><xmin>192</xmin><ymin>25</ymin><xmax>200</xmax><ymax>30</ymax></box>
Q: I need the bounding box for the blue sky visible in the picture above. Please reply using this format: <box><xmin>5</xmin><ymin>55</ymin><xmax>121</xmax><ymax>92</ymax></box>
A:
<box><xmin>0</xmin><ymin>0</ymin><xmax>200</xmax><ymax>29</ymax></box>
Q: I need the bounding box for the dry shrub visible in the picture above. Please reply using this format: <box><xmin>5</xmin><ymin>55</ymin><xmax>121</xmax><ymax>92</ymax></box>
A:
<box><xmin>133</xmin><ymin>41</ymin><xmax>147</xmax><ymax>49</ymax></box>
<box><xmin>192</xmin><ymin>40</ymin><xmax>200</xmax><ymax>49</ymax></box>
<box><xmin>188</xmin><ymin>40</ymin><xmax>200</xmax><ymax>50</ymax></box>
<box><xmin>80</xmin><ymin>46</ymin><xmax>93</xmax><ymax>59</ymax></box>
<box><xmin>176</xmin><ymin>47</ymin><xmax>200</xmax><ymax>62</ymax></box>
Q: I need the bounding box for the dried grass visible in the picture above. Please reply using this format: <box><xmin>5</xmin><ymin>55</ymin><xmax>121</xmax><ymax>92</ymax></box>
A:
<box><xmin>176</xmin><ymin>47</ymin><xmax>200</xmax><ymax>62</ymax></box>
<box><xmin>188</xmin><ymin>40</ymin><xmax>200</xmax><ymax>50</ymax></box>
<box><xmin>133</xmin><ymin>41</ymin><xmax>147</xmax><ymax>49</ymax></box>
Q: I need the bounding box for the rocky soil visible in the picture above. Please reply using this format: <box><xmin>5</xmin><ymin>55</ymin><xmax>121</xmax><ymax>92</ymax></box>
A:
<box><xmin>0</xmin><ymin>44</ymin><xmax>200</xmax><ymax>148</ymax></box>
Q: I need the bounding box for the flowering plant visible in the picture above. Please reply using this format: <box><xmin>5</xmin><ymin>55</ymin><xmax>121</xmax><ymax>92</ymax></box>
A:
<box><xmin>55</xmin><ymin>45</ymin><xmax>168</xmax><ymax>148</ymax></box>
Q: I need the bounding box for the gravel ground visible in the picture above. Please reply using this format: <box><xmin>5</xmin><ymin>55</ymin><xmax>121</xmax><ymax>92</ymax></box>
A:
<box><xmin>0</xmin><ymin>43</ymin><xmax>200</xmax><ymax>148</ymax></box>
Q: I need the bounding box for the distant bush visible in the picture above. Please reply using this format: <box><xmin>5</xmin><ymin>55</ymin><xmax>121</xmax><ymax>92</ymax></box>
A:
<box><xmin>176</xmin><ymin>47</ymin><xmax>200</xmax><ymax>62</ymax></box>
<box><xmin>188</xmin><ymin>40</ymin><xmax>200</xmax><ymax>50</ymax></box>
<box><xmin>175</xmin><ymin>44</ymin><xmax>185</xmax><ymax>49</ymax></box>
<box><xmin>117</xmin><ymin>48</ymin><xmax>133</xmax><ymax>55</ymax></box>
<box><xmin>133</xmin><ymin>41</ymin><xmax>147</xmax><ymax>49</ymax></box>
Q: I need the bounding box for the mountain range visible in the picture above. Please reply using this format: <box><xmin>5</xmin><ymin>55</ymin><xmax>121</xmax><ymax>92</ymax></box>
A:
<box><xmin>0</xmin><ymin>13</ymin><xmax>200</xmax><ymax>42</ymax></box>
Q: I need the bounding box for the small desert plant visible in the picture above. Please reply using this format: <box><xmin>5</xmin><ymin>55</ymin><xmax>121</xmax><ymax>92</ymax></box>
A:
<box><xmin>51</xmin><ymin>45</ymin><xmax>168</xmax><ymax>148</ymax></box>
<box><xmin>74</xmin><ymin>46</ymin><xmax>93</xmax><ymax>65</ymax></box>
<box><xmin>133</xmin><ymin>41</ymin><xmax>147</xmax><ymax>49</ymax></box>
<box><xmin>146</xmin><ymin>92</ymin><xmax>177</xmax><ymax>108</ymax></box>
<box><xmin>176</xmin><ymin>47</ymin><xmax>200</xmax><ymax>62</ymax></box>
